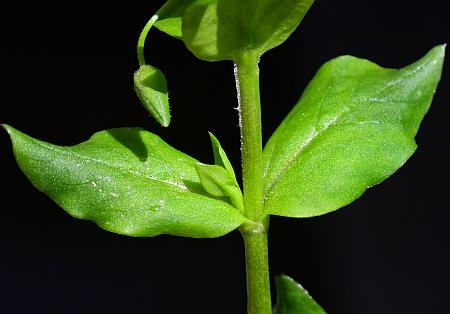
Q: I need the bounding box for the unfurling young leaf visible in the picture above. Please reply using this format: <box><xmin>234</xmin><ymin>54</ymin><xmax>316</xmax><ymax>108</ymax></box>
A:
<box><xmin>134</xmin><ymin>64</ymin><xmax>170</xmax><ymax>127</ymax></box>
<box><xmin>208</xmin><ymin>132</ymin><xmax>238</xmax><ymax>186</ymax></box>
<box><xmin>3</xmin><ymin>125</ymin><xmax>248</xmax><ymax>238</ymax></box>
<box><xmin>195</xmin><ymin>163</ymin><xmax>244</xmax><ymax>212</ymax></box>
<box><xmin>274</xmin><ymin>275</ymin><xmax>326</xmax><ymax>314</ymax></box>
<box><xmin>263</xmin><ymin>45</ymin><xmax>445</xmax><ymax>218</ymax></box>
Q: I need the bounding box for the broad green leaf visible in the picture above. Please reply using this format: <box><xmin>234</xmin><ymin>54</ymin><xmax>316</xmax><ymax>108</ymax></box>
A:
<box><xmin>263</xmin><ymin>45</ymin><xmax>445</xmax><ymax>218</ymax></box>
<box><xmin>247</xmin><ymin>0</ymin><xmax>315</xmax><ymax>56</ymax></box>
<box><xmin>3</xmin><ymin>125</ymin><xmax>248</xmax><ymax>238</ymax></box>
<box><xmin>134</xmin><ymin>64</ymin><xmax>170</xmax><ymax>127</ymax></box>
<box><xmin>195</xmin><ymin>163</ymin><xmax>244</xmax><ymax>212</ymax></box>
<box><xmin>154</xmin><ymin>0</ymin><xmax>198</xmax><ymax>38</ymax></box>
<box><xmin>182</xmin><ymin>0</ymin><xmax>244</xmax><ymax>61</ymax></box>
<box><xmin>208</xmin><ymin>132</ymin><xmax>238</xmax><ymax>186</ymax></box>
<box><xmin>274</xmin><ymin>275</ymin><xmax>326</xmax><ymax>314</ymax></box>
<box><xmin>182</xmin><ymin>0</ymin><xmax>315</xmax><ymax>61</ymax></box>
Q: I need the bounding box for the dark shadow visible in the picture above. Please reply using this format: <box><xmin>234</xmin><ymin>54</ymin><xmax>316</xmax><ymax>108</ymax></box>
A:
<box><xmin>107</xmin><ymin>128</ymin><xmax>148</xmax><ymax>162</ymax></box>
<box><xmin>183</xmin><ymin>179</ymin><xmax>209</xmax><ymax>196</ymax></box>
<box><xmin>141</xmin><ymin>68</ymin><xmax>167</xmax><ymax>94</ymax></box>
<box><xmin>217</xmin><ymin>0</ymin><xmax>246</xmax><ymax>58</ymax></box>
<box><xmin>186</xmin><ymin>0</ymin><xmax>246</xmax><ymax>60</ymax></box>
<box><xmin>183</xmin><ymin>179</ymin><xmax>228</xmax><ymax>203</ymax></box>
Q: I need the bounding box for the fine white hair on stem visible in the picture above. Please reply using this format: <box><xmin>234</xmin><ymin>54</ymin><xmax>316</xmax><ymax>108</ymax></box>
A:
<box><xmin>233</xmin><ymin>62</ymin><xmax>243</xmax><ymax>152</ymax></box>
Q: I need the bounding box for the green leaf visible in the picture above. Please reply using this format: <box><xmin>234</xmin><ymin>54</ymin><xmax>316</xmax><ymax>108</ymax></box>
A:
<box><xmin>182</xmin><ymin>0</ymin><xmax>243</xmax><ymax>61</ymax></box>
<box><xmin>208</xmin><ymin>132</ymin><xmax>238</xmax><ymax>186</ymax></box>
<box><xmin>154</xmin><ymin>0</ymin><xmax>198</xmax><ymax>38</ymax></box>
<box><xmin>274</xmin><ymin>275</ymin><xmax>326</xmax><ymax>314</ymax></box>
<box><xmin>3</xmin><ymin>125</ymin><xmax>248</xmax><ymax>238</ymax></box>
<box><xmin>246</xmin><ymin>0</ymin><xmax>315</xmax><ymax>56</ymax></box>
<box><xmin>195</xmin><ymin>163</ymin><xmax>244</xmax><ymax>212</ymax></box>
<box><xmin>263</xmin><ymin>45</ymin><xmax>445</xmax><ymax>218</ymax></box>
<box><xmin>134</xmin><ymin>64</ymin><xmax>170</xmax><ymax>127</ymax></box>
<box><xmin>182</xmin><ymin>0</ymin><xmax>315</xmax><ymax>61</ymax></box>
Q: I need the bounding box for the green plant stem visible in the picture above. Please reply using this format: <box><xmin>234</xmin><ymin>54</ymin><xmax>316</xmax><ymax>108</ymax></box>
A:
<box><xmin>235</xmin><ymin>53</ymin><xmax>271</xmax><ymax>313</ymax></box>
<box><xmin>235</xmin><ymin>54</ymin><xmax>264</xmax><ymax>221</ymax></box>
<box><xmin>242</xmin><ymin>225</ymin><xmax>271</xmax><ymax>314</ymax></box>
<box><xmin>137</xmin><ymin>14</ymin><xmax>159</xmax><ymax>66</ymax></box>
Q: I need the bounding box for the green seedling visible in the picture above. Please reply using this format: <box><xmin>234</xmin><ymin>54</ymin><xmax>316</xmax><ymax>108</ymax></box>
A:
<box><xmin>3</xmin><ymin>0</ymin><xmax>445</xmax><ymax>313</ymax></box>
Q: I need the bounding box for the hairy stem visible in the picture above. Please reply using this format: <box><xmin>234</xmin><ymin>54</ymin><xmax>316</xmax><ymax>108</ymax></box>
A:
<box><xmin>235</xmin><ymin>53</ymin><xmax>271</xmax><ymax>313</ymax></box>
<box><xmin>235</xmin><ymin>54</ymin><xmax>264</xmax><ymax>221</ymax></box>
<box><xmin>242</xmin><ymin>223</ymin><xmax>271</xmax><ymax>314</ymax></box>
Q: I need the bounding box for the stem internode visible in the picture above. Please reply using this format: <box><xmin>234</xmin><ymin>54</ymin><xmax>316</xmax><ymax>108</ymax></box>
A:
<box><xmin>235</xmin><ymin>53</ymin><xmax>272</xmax><ymax>314</ymax></box>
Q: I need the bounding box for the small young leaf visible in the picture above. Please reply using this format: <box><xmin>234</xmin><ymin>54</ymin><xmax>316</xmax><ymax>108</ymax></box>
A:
<box><xmin>195</xmin><ymin>163</ymin><xmax>244</xmax><ymax>212</ymax></box>
<box><xmin>274</xmin><ymin>275</ymin><xmax>326</xmax><ymax>314</ymax></box>
<box><xmin>209</xmin><ymin>132</ymin><xmax>238</xmax><ymax>186</ymax></box>
<box><xmin>134</xmin><ymin>64</ymin><xmax>170</xmax><ymax>127</ymax></box>
<box><xmin>154</xmin><ymin>0</ymin><xmax>198</xmax><ymax>38</ymax></box>
<box><xmin>3</xmin><ymin>125</ymin><xmax>248</xmax><ymax>238</ymax></box>
<box><xmin>182</xmin><ymin>0</ymin><xmax>315</xmax><ymax>61</ymax></box>
<box><xmin>263</xmin><ymin>45</ymin><xmax>445</xmax><ymax>218</ymax></box>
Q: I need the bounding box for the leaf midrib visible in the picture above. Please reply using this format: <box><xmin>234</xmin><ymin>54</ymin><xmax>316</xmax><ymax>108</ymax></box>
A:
<box><xmin>24</xmin><ymin>135</ymin><xmax>192</xmax><ymax>191</ymax></box>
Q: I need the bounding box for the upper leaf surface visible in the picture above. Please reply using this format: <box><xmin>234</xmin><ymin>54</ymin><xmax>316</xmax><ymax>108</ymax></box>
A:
<box><xmin>263</xmin><ymin>45</ymin><xmax>445</xmax><ymax>218</ymax></box>
<box><xmin>182</xmin><ymin>0</ymin><xmax>315</xmax><ymax>61</ymax></box>
<box><xmin>4</xmin><ymin>126</ymin><xmax>247</xmax><ymax>238</ymax></box>
<box><xmin>274</xmin><ymin>275</ymin><xmax>326</xmax><ymax>314</ymax></box>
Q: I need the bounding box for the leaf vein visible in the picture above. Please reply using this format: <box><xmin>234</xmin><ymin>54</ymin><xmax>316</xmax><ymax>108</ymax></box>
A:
<box><xmin>27</xmin><ymin>136</ymin><xmax>190</xmax><ymax>191</ymax></box>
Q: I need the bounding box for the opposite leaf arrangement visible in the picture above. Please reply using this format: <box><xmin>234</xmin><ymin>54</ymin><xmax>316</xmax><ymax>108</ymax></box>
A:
<box><xmin>3</xmin><ymin>0</ymin><xmax>444</xmax><ymax>313</ymax></box>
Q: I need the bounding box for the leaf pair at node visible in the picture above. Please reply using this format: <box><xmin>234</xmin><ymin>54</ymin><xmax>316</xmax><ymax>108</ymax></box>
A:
<box><xmin>181</xmin><ymin>0</ymin><xmax>315</xmax><ymax>61</ymax></box>
<box><xmin>155</xmin><ymin>0</ymin><xmax>315</xmax><ymax>62</ymax></box>
<box><xmin>2</xmin><ymin>1</ymin><xmax>446</xmax><ymax>310</ymax></box>
<box><xmin>3</xmin><ymin>44</ymin><xmax>445</xmax><ymax>238</ymax></box>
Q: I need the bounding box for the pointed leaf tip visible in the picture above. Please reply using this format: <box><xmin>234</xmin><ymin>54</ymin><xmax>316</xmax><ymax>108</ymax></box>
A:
<box><xmin>274</xmin><ymin>275</ymin><xmax>326</xmax><ymax>314</ymax></box>
<box><xmin>1</xmin><ymin>124</ymin><xmax>13</xmax><ymax>135</ymax></box>
<box><xmin>435</xmin><ymin>43</ymin><xmax>446</xmax><ymax>55</ymax></box>
<box><xmin>426</xmin><ymin>44</ymin><xmax>446</xmax><ymax>63</ymax></box>
<box><xmin>208</xmin><ymin>131</ymin><xmax>239</xmax><ymax>187</ymax></box>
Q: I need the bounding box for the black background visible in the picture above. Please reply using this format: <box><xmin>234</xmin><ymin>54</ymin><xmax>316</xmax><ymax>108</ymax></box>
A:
<box><xmin>0</xmin><ymin>0</ymin><xmax>449</xmax><ymax>313</ymax></box>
